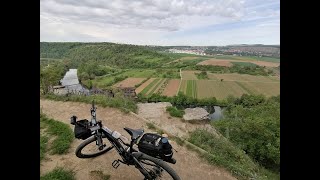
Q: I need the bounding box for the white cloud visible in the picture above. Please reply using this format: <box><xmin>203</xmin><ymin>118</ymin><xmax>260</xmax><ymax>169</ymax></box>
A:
<box><xmin>40</xmin><ymin>0</ymin><xmax>279</xmax><ymax>45</ymax></box>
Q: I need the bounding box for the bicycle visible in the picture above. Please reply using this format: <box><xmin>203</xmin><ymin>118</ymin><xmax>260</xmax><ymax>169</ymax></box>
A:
<box><xmin>70</xmin><ymin>101</ymin><xmax>181</xmax><ymax>180</ymax></box>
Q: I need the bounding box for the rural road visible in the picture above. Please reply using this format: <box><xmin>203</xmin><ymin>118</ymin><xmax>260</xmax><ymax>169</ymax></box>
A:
<box><xmin>40</xmin><ymin>99</ymin><xmax>236</xmax><ymax>180</ymax></box>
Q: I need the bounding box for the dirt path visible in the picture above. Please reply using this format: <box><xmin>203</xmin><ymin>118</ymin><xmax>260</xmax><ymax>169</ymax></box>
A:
<box><xmin>40</xmin><ymin>99</ymin><xmax>236</xmax><ymax>180</ymax></box>
<box><xmin>137</xmin><ymin>103</ymin><xmax>219</xmax><ymax>138</ymax></box>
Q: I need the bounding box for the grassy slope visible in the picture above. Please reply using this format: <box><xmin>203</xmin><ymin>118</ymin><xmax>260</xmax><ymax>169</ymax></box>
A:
<box><xmin>40</xmin><ymin>114</ymin><xmax>74</xmax><ymax>154</ymax></box>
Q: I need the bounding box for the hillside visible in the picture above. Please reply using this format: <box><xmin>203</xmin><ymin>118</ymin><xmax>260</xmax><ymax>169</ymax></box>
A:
<box><xmin>40</xmin><ymin>42</ymin><xmax>175</xmax><ymax>68</ymax></box>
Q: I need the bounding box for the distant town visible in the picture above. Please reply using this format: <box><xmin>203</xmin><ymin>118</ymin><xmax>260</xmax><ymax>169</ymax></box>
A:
<box><xmin>163</xmin><ymin>44</ymin><xmax>280</xmax><ymax>58</ymax></box>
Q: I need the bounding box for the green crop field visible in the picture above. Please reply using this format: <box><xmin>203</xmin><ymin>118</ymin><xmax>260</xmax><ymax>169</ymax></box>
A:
<box><xmin>179</xmin><ymin>80</ymin><xmax>187</xmax><ymax>93</ymax></box>
<box><xmin>146</xmin><ymin>78</ymin><xmax>167</xmax><ymax>95</ymax></box>
<box><xmin>180</xmin><ymin>80</ymin><xmax>197</xmax><ymax>98</ymax></box>
<box><xmin>178</xmin><ymin>73</ymin><xmax>280</xmax><ymax>100</ymax></box>
<box><xmin>140</xmin><ymin>78</ymin><xmax>160</xmax><ymax>96</ymax></box>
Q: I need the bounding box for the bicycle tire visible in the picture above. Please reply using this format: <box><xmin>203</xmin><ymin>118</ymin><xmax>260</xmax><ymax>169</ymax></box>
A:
<box><xmin>75</xmin><ymin>136</ymin><xmax>113</xmax><ymax>158</ymax></box>
<box><xmin>135</xmin><ymin>153</ymin><xmax>181</xmax><ymax>180</ymax></box>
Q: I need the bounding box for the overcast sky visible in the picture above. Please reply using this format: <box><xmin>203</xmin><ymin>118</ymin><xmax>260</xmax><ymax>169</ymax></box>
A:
<box><xmin>40</xmin><ymin>0</ymin><xmax>280</xmax><ymax>46</ymax></box>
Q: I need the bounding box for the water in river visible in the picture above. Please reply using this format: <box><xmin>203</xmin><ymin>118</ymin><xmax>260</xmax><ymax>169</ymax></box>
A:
<box><xmin>60</xmin><ymin>69</ymin><xmax>89</xmax><ymax>95</ymax></box>
<box><xmin>208</xmin><ymin>106</ymin><xmax>224</xmax><ymax>121</ymax></box>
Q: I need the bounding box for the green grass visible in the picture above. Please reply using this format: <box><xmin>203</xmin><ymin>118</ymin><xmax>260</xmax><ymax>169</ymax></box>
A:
<box><xmin>193</xmin><ymin>80</ymin><xmax>197</xmax><ymax>98</ymax></box>
<box><xmin>42</xmin><ymin>94</ymin><xmax>137</xmax><ymax>113</ymax></box>
<box><xmin>41</xmin><ymin>167</ymin><xmax>75</xmax><ymax>180</ymax></box>
<box><xmin>120</xmin><ymin>69</ymin><xmax>155</xmax><ymax>77</ymax></box>
<box><xmin>186</xmin><ymin>80</ymin><xmax>193</xmax><ymax>97</ymax></box>
<box><xmin>166</xmin><ymin>106</ymin><xmax>185</xmax><ymax>118</ymax></box>
<box><xmin>188</xmin><ymin>129</ymin><xmax>279</xmax><ymax>180</ymax></box>
<box><xmin>186</xmin><ymin>80</ymin><xmax>197</xmax><ymax>98</ymax></box>
<box><xmin>90</xmin><ymin>170</ymin><xmax>111</xmax><ymax>180</ymax></box>
<box><xmin>140</xmin><ymin>78</ymin><xmax>160</xmax><ymax>96</ymax></box>
<box><xmin>231</xmin><ymin>62</ymin><xmax>257</xmax><ymax>67</ymax></box>
<box><xmin>40</xmin><ymin>135</ymin><xmax>49</xmax><ymax>161</ymax></box>
<box><xmin>40</xmin><ymin>114</ymin><xmax>74</xmax><ymax>154</ymax></box>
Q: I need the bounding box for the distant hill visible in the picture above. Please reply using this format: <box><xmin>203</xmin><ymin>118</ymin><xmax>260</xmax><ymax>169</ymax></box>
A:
<box><xmin>40</xmin><ymin>42</ymin><xmax>175</xmax><ymax>68</ymax></box>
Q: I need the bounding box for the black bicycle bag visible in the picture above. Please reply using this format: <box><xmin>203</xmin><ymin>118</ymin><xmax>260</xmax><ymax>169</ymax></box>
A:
<box><xmin>74</xmin><ymin>119</ymin><xmax>92</xmax><ymax>140</ymax></box>
<box><xmin>137</xmin><ymin>133</ymin><xmax>174</xmax><ymax>162</ymax></box>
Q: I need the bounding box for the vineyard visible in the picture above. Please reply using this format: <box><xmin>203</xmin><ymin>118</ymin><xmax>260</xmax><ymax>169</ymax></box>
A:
<box><xmin>113</xmin><ymin>71</ymin><xmax>280</xmax><ymax>100</ymax></box>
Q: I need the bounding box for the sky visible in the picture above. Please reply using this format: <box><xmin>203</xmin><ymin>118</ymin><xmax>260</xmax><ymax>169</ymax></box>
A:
<box><xmin>40</xmin><ymin>0</ymin><xmax>280</xmax><ymax>46</ymax></box>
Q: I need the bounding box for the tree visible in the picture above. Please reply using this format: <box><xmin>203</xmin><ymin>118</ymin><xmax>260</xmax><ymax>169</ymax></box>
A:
<box><xmin>40</xmin><ymin>66</ymin><xmax>62</xmax><ymax>94</ymax></box>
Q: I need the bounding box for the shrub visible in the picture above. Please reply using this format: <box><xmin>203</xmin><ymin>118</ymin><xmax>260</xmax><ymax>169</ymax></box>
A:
<box><xmin>166</xmin><ymin>106</ymin><xmax>185</xmax><ymax>118</ymax></box>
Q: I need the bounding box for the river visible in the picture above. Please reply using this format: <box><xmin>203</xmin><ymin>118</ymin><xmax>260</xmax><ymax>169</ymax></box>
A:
<box><xmin>60</xmin><ymin>69</ymin><xmax>89</xmax><ymax>95</ymax></box>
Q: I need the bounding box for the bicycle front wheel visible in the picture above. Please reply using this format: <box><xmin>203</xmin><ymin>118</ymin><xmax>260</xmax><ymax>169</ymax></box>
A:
<box><xmin>135</xmin><ymin>153</ymin><xmax>180</xmax><ymax>180</ymax></box>
<box><xmin>75</xmin><ymin>136</ymin><xmax>113</xmax><ymax>158</ymax></box>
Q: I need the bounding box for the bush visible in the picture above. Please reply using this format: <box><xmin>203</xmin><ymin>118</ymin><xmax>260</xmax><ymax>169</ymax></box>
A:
<box><xmin>188</xmin><ymin>130</ymin><xmax>279</xmax><ymax>180</ymax></box>
<box><xmin>195</xmin><ymin>71</ymin><xmax>208</xmax><ymax>79</ymax></box>
<box><xmin>166</xmin><ymin>106</ymin><xmax>185</xmax><ymax>118</ymax></box>
<box><xmin>214</xmin><ymin>95</ymin><xmax>280</xmax><ymax>172</ymax></box>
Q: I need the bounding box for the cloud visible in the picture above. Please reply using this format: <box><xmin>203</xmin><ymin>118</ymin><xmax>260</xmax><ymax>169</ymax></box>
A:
<box><xmin>40</xmin><ymin>0</ymin><xmax>279</xmax><ymax>45</ymax></box>
<box><xmin>41</xmin><ymin>0</ymin><xmax>245</xmax><ymax>31</ymax></box>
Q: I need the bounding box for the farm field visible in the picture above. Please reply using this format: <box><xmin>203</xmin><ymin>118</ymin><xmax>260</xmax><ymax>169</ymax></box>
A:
<box><xmin>197</xmin><ymin>58</ymin><xmax>279</xmax><ymax>67</ymax></box>
<box><xmin>179</xmin><ymin>80</ymin><xmax>187</xmax><ymax>93</ymax></box>
<box><xmin>236</xmin><ymin>81</ymin><xmax>280</xmax><ymax>97</ymax></box>
<box><xmin>197</xmin><ymin>59</ymin><xmax>233</xmax><ymax>67</ymax></box>
<box><xmin>186</xmin><ymin>80</ymin><xmax>197</xmax><ymax>98</ymax></box>
<box><xmin>177</xmin><ymin>73</ymin><xmax>280</xmax><ymax>100</ymax></box>
<box><xmin>195</xmin><ymin>80</ymin><xmax>249</xmax><ymax>99</ymax></box>
<box><xmin>162</xmin><ymin>79</ymin><xmax>180</xmax><ymax>97</ymax></box>
<box><xmin>213</xmin><ymin>55</ymin><xmax>280</xmax><ymax>63</ymax></box>
<box><xmin>145</xmin><ymin>78</ymin><xmax>167</xmax><ymax>95</ymax></box>
<box><xmin>208</xmin><ymin>73</ymin><xmax>279</xmax><ymax>82</ymax></box>
<box><xmin>135</xmin><ymin>78</ymin><xmax>155</xmax><ymax>93</ymax></box>
<box><xmin>113</xmin><ymin>78</ymin><xmax>146</xmax><ymax>88</ymax></box>
<box><xmin>139</xmin><ymin>78</ymin><xmax>160</xmax><ymax>95</ymax></box>
<box><xmin>138</xmin><ymin>78</ymin><xmax>169</xmax><ymax>96</ymax></box>
<box><xmin>181</xmin><ymin>71</ymin><xmax>200</xmax><ymax>80</ymax></box>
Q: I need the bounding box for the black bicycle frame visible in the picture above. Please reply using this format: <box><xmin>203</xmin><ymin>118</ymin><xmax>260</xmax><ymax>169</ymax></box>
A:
<box><xmin>92</xmin><ymin>126</ymin><xmax>153</xmax><ymax>179</ymax></box>
<box><xmin>88</xmin><ymin>102</ymin><xmax>154</xmax><ymax>179</ymax></box>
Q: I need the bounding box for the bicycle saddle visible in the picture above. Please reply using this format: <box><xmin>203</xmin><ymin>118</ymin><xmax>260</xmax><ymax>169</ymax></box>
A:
<box><xmin>124</xmin><ymin>127</ymin><xmax>144</xmax><ymax>140</ymax></box>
